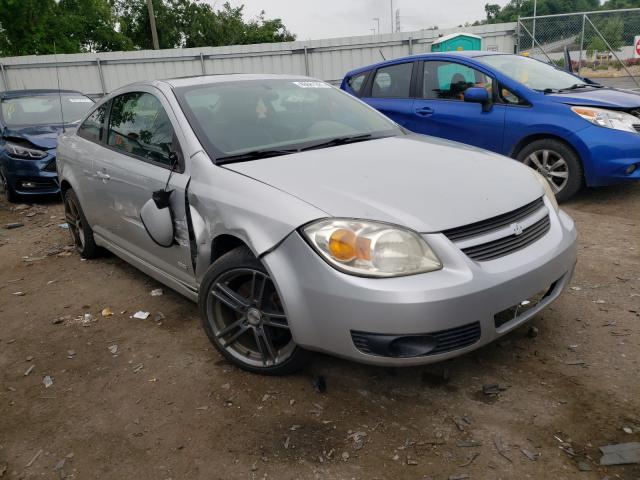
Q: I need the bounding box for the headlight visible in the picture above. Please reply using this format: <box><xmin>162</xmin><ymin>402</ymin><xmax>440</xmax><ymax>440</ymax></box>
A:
<box><xmin>4</xmin><ymin>142</ymin><xmax>48</xmax><ymax>160</ymax></box>
<box><xmin>532</xmin><ymin>170</ymin><xmax>559</xmax><ymax>212</ymax></box>
<box><xmin>571</xmin><ymin>106</ymin><xmax>639</xmax><ymax>133</ymax></box>
<box><xmin>302</xmin><ymin>219</ymin><xmax>442</xmax><ymax>277</ymax></box>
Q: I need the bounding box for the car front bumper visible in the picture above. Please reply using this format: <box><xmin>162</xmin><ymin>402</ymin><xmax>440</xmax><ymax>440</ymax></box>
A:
<box><xmin>263</xmin><ymin>203</ymin><xmax>577</xmax><ymax>366</ymax></box>
<box><xmin>0</xmin><ymin>151</ymin><xmax>60</xmax><ymax>196</ymax></box>
<box><xmin>573</xmin><ymin>125</ymin><xmax>640</xmax><ymax>187</ymax></box>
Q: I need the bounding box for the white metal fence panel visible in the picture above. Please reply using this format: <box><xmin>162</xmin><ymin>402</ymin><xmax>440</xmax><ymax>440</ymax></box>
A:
<box><xmin>0</xmin><ymin>23</ymin><xmax>517</xmax><ymax>95</ymax></box>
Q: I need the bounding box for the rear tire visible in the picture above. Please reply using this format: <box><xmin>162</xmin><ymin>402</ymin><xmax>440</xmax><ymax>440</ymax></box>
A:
<box><xmin>516</xmin><ymin>139</ymin><xmax>583</xmax><ymax>203</ymax></box>
<box><xmin>63</xmin><ymin>189</ymin><xmax>99</xmax><ymax>259</ymax></box>
<box><xmin>198</xmin><ymin>246</ymin><xmax>310</xmax><ymax>375</ymax></box>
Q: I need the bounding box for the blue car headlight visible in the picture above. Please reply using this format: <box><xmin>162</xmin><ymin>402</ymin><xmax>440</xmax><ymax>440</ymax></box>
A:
<box><xmin>571</xmin><ymin>106</ymin><xmax>639</xmax><ymax>134</ymax></box>
<box><xmin>4</xmin><ymin>142</ymin><xmax>48</xmax><ymax>160</ymax></box>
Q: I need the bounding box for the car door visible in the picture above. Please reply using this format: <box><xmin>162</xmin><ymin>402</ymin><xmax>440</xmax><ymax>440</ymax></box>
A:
<box><xmin>67</xmin><ymin>102</ymin><xmax>110</xmax><ymax>221</ymax></box>
<box><xmin>410</xmin><ymin>60</ymin><xmax>506</xmax><ymax>153</ymax></box>
<box><xmin>360</xmin><ymin>61</ymin><xmax>416</xmax><ymax>125</ymax></box>
<box><xmin>92</xmin><ymin>89</ymin><xmax>195</xmax><ymax>287</ymax></box>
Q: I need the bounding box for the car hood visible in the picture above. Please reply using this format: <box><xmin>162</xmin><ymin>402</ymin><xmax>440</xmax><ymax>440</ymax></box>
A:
<box><xmin>546</xmin><ymin>87</ymin><xmax>640</xmax><ymax>109</ymax></box>
<box><xmin>3</xmin><ymin>125</ymin><xmax>63</xmax><ymax>150</ymax></box>
<box><xmin>224</xmin><ymin>135</ymin><xmax>543</xmax><ymax>233</ymax></box>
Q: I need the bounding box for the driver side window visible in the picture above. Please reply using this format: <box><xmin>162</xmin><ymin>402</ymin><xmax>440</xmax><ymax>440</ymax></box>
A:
<box><xmin>107</xmin><ymin>92</ymin><xmax>175</xmax><ymax>166</ymax></box>
<box><xmin>423</xmin><ymin>61</ymin><xmax>493</xmax><ymax>101</ymax></box>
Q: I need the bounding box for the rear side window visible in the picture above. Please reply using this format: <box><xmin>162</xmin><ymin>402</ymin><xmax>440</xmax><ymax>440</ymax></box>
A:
<box><xmin>347</xmin><ymin>73</ymin><xmax>367</xmax><ymax>96</ymax></box>
<box><xmin>371</xmin><ymin>62</ymin><xmax>413</xmax><ymax>98</ymax></box>
<box><xmin>107</xmin><ymin>92</ymin><xmax>175</xmax><ymax>166</ymax></box>
<box><xmin>77</xmin><ymin>103</ymin><xmax>107</xmax><ymax>143</ymax></box>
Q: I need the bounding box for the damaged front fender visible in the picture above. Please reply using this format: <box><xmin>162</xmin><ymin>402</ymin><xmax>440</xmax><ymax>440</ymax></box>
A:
<box><xmin>186</xmin><ymin>151</ymin><xmax>329</xmax><ymax>283</ymax></box>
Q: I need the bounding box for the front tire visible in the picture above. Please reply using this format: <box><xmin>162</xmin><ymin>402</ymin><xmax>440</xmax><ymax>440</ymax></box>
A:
<box><xmin>198</xmin><ymin>246</ymin><xmax>310</xmax><ymax>375</ymax></box>
<box><xmin>516</xmin><ymin>139</ymin><xmax>583</xmax><ymax>202</ymax></box>
<box><xmin>63</xmin><ymin>189</ymin><xmax>99</xmax><ymax>259</ymax></box>
<box><xmin>0</xmin><ymin>170</ymin><xmax>18</xmax><ymax>203</ymax></box>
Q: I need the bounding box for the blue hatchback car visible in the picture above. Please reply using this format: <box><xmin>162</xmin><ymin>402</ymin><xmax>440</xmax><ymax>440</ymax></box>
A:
<box><xmin>0</xmin><ymin>89</ymin><xmax>94</xmax><ymax>202</ymax></box>
<box><xmin>341</xmin><ymin>52</ymin><xmax>640</xmax><ymax>201</ymax></box>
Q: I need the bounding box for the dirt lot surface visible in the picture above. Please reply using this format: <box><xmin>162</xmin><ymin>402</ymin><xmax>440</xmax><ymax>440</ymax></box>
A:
<box><xmin>1</xmin><ymin>185</ymin><xmax>639</xmax><ymax>480</ymax></box>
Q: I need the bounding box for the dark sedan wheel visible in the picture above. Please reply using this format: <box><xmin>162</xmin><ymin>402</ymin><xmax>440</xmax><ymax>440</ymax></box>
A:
<box><xmin>199</xmin><ymin>247</ymin><xmax>310</xmax><ymax>375</ymax></box>
<box><xmin>516</xmin><ymin>139</ymin><xmax>583</xmax><ymax>202</ymax></box>
<box><xmin>63</xmin><ymin>189</ymin><xmax>99</xmax><ymax>258</ymax></box>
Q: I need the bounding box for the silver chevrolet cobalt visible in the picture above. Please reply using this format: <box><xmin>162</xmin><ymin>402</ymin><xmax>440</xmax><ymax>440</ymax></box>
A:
<box><xmin>57</xmin><ymin>74</ymin><xmax>577</xmax><ymax>375</ymax></box>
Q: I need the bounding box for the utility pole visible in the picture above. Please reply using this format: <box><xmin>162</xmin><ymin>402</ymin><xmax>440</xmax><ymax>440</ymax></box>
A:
<box><xmin>395</xmin><ymin>9</ymin><xmax>400</xmax><ymax>33</ymax></box>
<box><xmin>147</xmin><ymin>0</ymin><xmax>160</xmax><ymax>50</ymax></box>
<box><xmin>531</xmin><ymin>0</ymin><xmax>537</xmax><ymax>51</ymax></box>
<box><xmin>373</xmin><ymin>17</ymin><xmax>380</xmax><ymax>35</ymax></box>
<box><xmin>390</xmin><ymin>0</ymin><xmax>394</xmax><ymax>34</ymax></box>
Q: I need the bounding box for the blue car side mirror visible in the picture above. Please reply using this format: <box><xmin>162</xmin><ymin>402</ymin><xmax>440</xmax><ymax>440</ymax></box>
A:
<box><xmin>464</xmin><ymin>87</ymin><xmax>490</xmax><ymax>105</ymax></box>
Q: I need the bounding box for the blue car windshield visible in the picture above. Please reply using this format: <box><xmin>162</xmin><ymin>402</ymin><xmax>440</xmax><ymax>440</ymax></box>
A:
<box><xmin>1</xmin><ymin>93</ymin><xmax>94</xmax><ymax>128</ymax></box>
<box><xmin>477</xmin><ymin>54</ymin><xmax>585</xmax><ymax>91</ymax></box>
<box><xmin>175</xmin><ymin>79</ymin><xmax>401</xmax><ymax>158</ymax></box>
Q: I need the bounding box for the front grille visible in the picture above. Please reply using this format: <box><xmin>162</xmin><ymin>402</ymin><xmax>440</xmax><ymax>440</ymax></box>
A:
<box><xmin>461</xmin><ymin>215</ymin><xmax>551</xmax><ymax>261</ymax></box>
<box><xmin>351</xmin><ymin>321</ymin><xmax>481</xmax><ymax>357</ymax></box>
<box><xmin>443</xmin><ymin>197</ymin><xmax>544</xmax><ymax>242</ymax></box>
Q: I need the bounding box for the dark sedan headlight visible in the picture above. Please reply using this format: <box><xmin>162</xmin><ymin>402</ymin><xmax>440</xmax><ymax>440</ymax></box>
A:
<box><xmin>303</xmin><ymin>219</ymin><xmax>442</xmax><ymax>277</ymax></box>
<box><xmin>4</xmin><ymin>142</ymin><xmax>48</xmax><ymax>160</ymax></box>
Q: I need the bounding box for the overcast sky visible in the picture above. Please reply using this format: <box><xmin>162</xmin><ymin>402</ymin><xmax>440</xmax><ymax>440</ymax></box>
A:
<box><xmin>204</xmin><ymin>0</ymin><xmax>511</xmax><ymax>40</ymax></box>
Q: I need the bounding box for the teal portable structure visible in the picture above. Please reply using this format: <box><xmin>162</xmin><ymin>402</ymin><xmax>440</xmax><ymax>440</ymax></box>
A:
<box><xmin>431</xmin><ymin>33</ymin><xmax>482</xmax><ymax>52</ymax></box>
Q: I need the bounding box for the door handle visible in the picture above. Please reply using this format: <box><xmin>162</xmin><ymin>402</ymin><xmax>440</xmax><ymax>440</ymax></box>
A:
<box><xmin>96</xmin><ymin>171</ymin><xmax>110</xmax><ymax>181</ymax></box>
<box><xmin>415</xmin><ymin>106</ymin><xmax>434</xmax><ymax>117</ymax></box>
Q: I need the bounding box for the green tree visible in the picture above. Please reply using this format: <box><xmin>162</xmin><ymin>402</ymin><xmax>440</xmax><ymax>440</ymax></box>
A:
<box><xmin>485</xmin><ymin>3</ymin><xmax>502</xmax><ymax>21</ymax></box>
<box><xmin>586</xmin><ymin>17</ymin><xmax>625</xmax><ymax>56</ymax></box>
<box><xmin>0</xmin><ymin>0</ymin><xmax>60</xmax><ymax>56</ymax></box>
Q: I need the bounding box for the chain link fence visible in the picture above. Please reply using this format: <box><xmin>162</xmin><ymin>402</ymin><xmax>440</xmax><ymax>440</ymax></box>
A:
<box><xmin>517</xmin><ymin>8</ymin><xmax>640</xmax><ymax>89</ymax></box>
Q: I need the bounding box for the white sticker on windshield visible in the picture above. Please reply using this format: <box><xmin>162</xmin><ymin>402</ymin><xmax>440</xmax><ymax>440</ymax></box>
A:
<box><xmin>292</xmin><ymin>81</ymin><xmax>331</xmax><ymax>89</ymax></box>
<box><xmin>69</xmin><ymin>98</ymin><xmax>93</xmax><ymax>103</ymax></box>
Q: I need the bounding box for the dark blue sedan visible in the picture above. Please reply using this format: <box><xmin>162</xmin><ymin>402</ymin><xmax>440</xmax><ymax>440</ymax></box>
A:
<box><xmin>0</xmin><ymin>89</ymin><xmax>94</xmax><ymax>202</ymax></box>
<box><xmin>341</xmin><ymin>52</ymin><xmax>640</xmax><ymax>201</ymax></box>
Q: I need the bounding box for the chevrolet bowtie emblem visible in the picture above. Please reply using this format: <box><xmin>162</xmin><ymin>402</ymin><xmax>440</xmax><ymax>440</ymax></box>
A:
<box><xmin>510</xmin><ymin>222</ymin><xmax>524</xmax><ymax>236</ymax></box>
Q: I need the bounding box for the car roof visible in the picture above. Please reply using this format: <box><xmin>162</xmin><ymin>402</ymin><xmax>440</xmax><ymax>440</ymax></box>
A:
<box><xmin>0</xmin><ymin>89</ymin><xmax>86</xmax><ymax>99</ymax></box>
<box><xmin>344</xmin><ymin>51</ymin><xmax>511</xmax><ymax>76</ymax></box>
<box><xmin>161</xmin><ymin>73</ymin><xmax>316</xmax><ymax>89</ymax></box>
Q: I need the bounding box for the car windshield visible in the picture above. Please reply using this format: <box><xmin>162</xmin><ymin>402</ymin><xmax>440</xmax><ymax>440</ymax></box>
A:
<box><xmin>175</xmin><ymin>79</ymin><xmax>402</xmax><ymax>160</ymax></box>
<box><xmin>477</xmin><ymin>54</ymin><xmax>587</xmax><ymax>92</ymax></box>
<box><xmin>0</xmin><ymin>93</ymin><xmax>94</xmax><ymax>128</ymax></box>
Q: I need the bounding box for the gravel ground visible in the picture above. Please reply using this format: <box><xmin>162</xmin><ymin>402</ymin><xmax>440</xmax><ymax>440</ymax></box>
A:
<box><xmin>1</xmin><ymin>183</ymin><xmax>639</xmax><ymax>480</ymax></box>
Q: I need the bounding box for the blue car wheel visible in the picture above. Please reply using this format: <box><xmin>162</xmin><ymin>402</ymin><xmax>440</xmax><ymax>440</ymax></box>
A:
<box><xmin>516</xmin><ymin>139</ymin><xmax>583</xmax><ymax>203</ymax></box>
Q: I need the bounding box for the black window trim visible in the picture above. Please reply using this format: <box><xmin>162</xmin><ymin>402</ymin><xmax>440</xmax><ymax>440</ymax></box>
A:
<box><xmin>363</xmin><ymin>60</ymin><xmax>417</xmax><ymax>100</ymax></box>
<box><xmin>102</xmin><ymin>90</ymin><xmax>185</xmax><ymax>173</ymax></box>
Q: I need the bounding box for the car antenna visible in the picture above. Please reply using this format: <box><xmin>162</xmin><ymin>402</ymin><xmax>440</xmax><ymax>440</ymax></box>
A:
<box><xmin>53</xmin><ymin>42</ymin><xmax>66</xmax><ymax>133</ymax></box>
<box><xmin>378</xmin><ymin>49</ymin><xmax>386</xmax><ymax>61</ymax></box>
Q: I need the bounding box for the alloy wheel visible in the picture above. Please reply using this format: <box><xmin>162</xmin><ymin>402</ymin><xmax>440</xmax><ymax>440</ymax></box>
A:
<box><xmin>524</xmin><ymin>149</ymin><xmax>569</xmax><ymax>194</ymax></box>
<box><xmin>65</xmin><ymin>195</ymin><xmax>85</xmax><ymax>251</ymax></box>
<box><xmin>206</xmin><ymin>268</ymin><xmax>295</xmax><ymax>368</ymax></box>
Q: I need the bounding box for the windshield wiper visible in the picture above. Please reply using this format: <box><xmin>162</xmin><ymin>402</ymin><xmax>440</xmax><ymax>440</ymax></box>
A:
<box><xmin>560</xmin><ymin>83</ymin><xmax>592</xmax><ymax>91</ymax></box>
<box><xmin>299</xmin><ymin>133</ymin><xmax>377</xmax><ymax>151</ymax></box>
<box><xmin>215</xmin><ymin>148</ymin><xmax>299</xmax><ymax>165</ymax></box>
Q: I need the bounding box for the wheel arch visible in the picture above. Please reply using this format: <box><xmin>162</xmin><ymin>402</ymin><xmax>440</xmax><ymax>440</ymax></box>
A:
<box><xmin>211</xmin><ymin>234</ymin><xmax>252</xmax><ymax>264</ymax></box>
<box><xmin>60</xmin><ymin>179</ymin><xmax>72</xmax><ymax>194</ymax></box>
<box><xmin>509</xmin><ymin>133</ymin><xmax>581</xmax><ymax>162</ymax></box>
